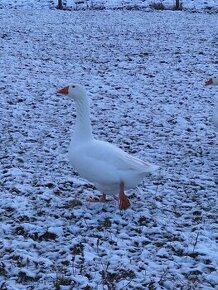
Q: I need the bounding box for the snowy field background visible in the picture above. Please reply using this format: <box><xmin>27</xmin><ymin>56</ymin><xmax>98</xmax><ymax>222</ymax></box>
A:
<box><xmin>0</xmin><ymin>0</ymin><xmax>218</xmax><ymax>11</ymax></box>
<box><xmin>0</xmin><ymin>0</ymin><xmax>218</xmax><ymax>289</ymax></box>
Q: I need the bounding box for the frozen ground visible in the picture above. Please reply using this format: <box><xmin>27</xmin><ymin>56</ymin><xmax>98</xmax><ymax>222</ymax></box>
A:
<box><xmin>0</xmin><ymin>0</ymin><xmax>218</xmax><ymax>11</ymax></box>
<box><xmin>0</xmin><ymin>4</ymin><xmax>218</xmax><ymax>290</ymax></box>
<box><xmin>63</xmin><ymin>0</ymin><xmax>218</xmax><ymax>11</ymax></box>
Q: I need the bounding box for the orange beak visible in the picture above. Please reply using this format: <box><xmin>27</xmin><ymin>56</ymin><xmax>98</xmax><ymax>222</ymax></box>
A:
<box><xmin>205</xmin><ymin>78</ymin><xmax>213</xmax><ymax>86</ymax></box>
<box><xmin>57</xmin><ymin>86</ymin><xmax>69</xmax><ymax>95</ymax></box>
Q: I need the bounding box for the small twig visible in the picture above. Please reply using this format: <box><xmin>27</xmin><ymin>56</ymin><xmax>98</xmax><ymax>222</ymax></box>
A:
<box><xmin>192</xmin><ymin>231</ymin><xmax>200</xmax><ymax>253</ymax></box>
<box><xmin>101</xmin><ymin>262</ymin><xmax>114</xmax><ymax>290</ymax></box>
<box><xmin>159</xmin><ymin>267</ymin><xmax>169</xmax><ymax>284</ymax></box>
<box><xmin>155</xmin><ymin>183</ymin><xmax>159</xmax><ymax>194</ymax></box>
<box><xmin>96</xmin><ymin>237</ymin><xmax>100</xmax><ymax>254</ymax></box>
<box><xmin>71</xmin><ymin>255</ymin><xmax>76</xmax><ymax>274</ymax></box>
<box><xmin>119</xmin><ymin>279</ymin><xmax>132</xmax><ymax>290</ymax></box>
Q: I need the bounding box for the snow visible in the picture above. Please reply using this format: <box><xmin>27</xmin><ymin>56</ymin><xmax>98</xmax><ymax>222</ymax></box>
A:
<box><xmin>0</xmin><ymin>1</ymin><xmax>218</xmax><ymax>289</ymax></box>
<box><xmin>0</xmin><ymin>0</ymin><xmax>218</xmax><ymax>10</ymax></box>
<box><xmin>66</xmin><ymin>0</ymin><xmax>218</xmax><ymax>11</ymax></box>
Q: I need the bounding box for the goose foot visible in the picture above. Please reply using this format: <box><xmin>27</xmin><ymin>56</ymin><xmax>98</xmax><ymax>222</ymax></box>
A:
<box><xmin>88</xmin><ymin>193</ymin><xmax>111</xmax><ymax>203</ymax></box>
<box><xmin>119</xmin><ymin>181</ymin><xmax>131</xmax><ymax>210</ymax></box>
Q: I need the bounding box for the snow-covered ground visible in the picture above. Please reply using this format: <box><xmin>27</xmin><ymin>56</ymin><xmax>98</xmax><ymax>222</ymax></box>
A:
<box><xmin>0</xmin><ymin>2</ymin><xmax>218</xmax><ymax>290</ymax></box>
<box><xmin>64</xmin><ymin>0</ymin><xmax>218</xmax><ymax>11</ymax></box>
<box><xmin>0</xmin><ymin>0</ymin><xmax>218</xmax><ymax>11</ymax></box>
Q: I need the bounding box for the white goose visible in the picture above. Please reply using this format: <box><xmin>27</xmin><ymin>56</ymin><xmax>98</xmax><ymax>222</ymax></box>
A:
<box><xmin>58</xmin><ymin>84</ymin><xmax>159</xmax><ymax>210</ymax></box>
<box><xmin>205</xmin><ymin>76</ymin><xmax>218</xmax><ymax>128</ymax></box>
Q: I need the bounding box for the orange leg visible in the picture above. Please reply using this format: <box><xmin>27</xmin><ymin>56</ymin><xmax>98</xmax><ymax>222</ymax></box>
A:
<box><xmin>119</xmin><ymin>181</ymin><xmax>131</xmax><ymax>210</ymax></box>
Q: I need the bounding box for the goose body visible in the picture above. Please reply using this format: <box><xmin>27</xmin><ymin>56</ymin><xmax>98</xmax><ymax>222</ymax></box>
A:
<box><xmin>69</xmin><ymin>139</ymin><xmax>158</xmax><ymax>195</ymax></box>
<box><xmin>58</xmin><ymin>84</ymin><xmax>158</xmax><ymax>209</ymax></box>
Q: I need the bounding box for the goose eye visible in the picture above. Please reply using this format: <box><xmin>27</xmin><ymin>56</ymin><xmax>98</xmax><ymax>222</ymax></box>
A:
<box><xmin>72</xmin><ymin>85</ymin><xmax>75</xmax><ymax>88</ymax></box>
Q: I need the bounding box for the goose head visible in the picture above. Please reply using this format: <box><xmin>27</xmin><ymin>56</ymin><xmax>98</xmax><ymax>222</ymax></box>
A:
<box><xmin>58</xmin><ymin>84</ymin><xmax>87</xmax><ymax>100</ymax></box>
<box><xmin>205</xmin><ymin>76</ymin><xmax>218</xmax><ymax>86</ymax></box>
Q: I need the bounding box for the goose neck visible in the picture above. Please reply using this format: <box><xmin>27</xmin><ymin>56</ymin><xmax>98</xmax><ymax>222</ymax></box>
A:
<box><xmin>74</xmin><ymin>97</ymin><xmax>93</xmax><ymax>142</ymax></box>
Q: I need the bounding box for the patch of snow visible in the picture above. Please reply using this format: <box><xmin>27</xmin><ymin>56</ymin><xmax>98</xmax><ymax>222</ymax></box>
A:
<box><xmin>0</xmin><ymin>4</ymin><xmax>217</xmax><ymax>290</ymax></box>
